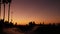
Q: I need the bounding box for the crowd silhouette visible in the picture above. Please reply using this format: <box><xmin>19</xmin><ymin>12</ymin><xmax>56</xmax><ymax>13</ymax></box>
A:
<box><xmin>0</xmin><ymin>19</ymin><xmax>60</xmax><ymax>34</ymax></box>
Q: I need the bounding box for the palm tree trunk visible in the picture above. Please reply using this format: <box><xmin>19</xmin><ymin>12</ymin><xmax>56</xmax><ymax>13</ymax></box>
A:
<box><xmin>0</xmin><ymin>0</ymin><xmax>1</xmax><ymax>20</ymax></box>
<box><xmin>3</xmin><ymin>3</ymin><xmax>5</xmax><ymax>21</ymax></box>
<box><xmin>8</xmin><ymin>3</ymin><xmax>10</xmax><ymax>22</ymax></box>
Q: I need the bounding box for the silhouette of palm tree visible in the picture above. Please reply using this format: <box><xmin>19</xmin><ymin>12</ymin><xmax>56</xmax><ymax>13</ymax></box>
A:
<box><xmin>0</xmin><ymin>0</ymin><xmax>1</xmax><ymax>20</ymax></box>
<box><xmin>7</xmin><ymin>0</ymin><xmax>12</xmax><ymax>22</ymax></box>
<box><xmin>2</xmin><ymin>0</ymin><xmax>8</xmax><ymax>21</ymax></box>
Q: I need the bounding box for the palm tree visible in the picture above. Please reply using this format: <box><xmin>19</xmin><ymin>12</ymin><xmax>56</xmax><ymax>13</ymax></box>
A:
<box><xmin>2</xmin><ymin>0</ymin><xmax>8</xmax><ymax>21</ymax></box>
<box><xmin>0</xmin><ymin>0</ymin><xmax>1</xmax><ymax>20</ymax></box>
<box><xmin>7</xmin><ymin>0</ymin><xmax>12</xmax><ymax>22</ymax></box>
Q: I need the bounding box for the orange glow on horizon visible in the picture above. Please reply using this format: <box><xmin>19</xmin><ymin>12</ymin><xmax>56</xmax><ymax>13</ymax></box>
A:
<box><xmin>1</xmin><ymin>0</ymin><xmax>60</xmax><ymax>25</ymax></box>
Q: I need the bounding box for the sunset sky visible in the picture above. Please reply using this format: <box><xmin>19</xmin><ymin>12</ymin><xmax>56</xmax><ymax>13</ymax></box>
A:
<box><xmin>1</xmin><ymin>0</ymin><xmax>60</xmax><ymax>25</ymax></box>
